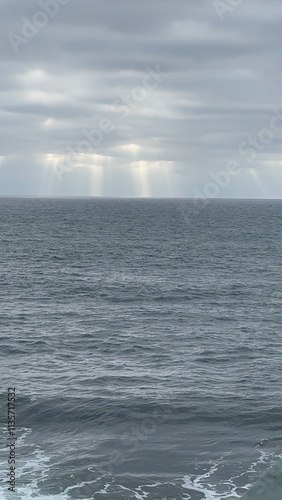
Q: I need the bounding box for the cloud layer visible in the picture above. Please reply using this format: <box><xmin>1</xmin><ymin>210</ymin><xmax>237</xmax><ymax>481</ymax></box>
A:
<box><xmin>1</xmin><ymin>0</ymin><xmax>282</xmax><ymax>197</ymax></box>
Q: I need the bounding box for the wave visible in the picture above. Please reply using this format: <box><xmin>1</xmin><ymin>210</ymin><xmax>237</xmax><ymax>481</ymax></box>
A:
<box><xmin>241</xmin><ymin>459</ymin><xmax>282</xmax><ymax>499</ymax></box>
<box><xmin>2</xmin><ymin>392</ymin><xmax>282</xmax><ymax>429</ymax></box>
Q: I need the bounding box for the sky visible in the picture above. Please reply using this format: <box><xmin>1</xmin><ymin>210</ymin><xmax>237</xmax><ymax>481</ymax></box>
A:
<box><xmin>0</xmin><ymin>0</ymin><xmax>282</xmax><ymax>198</ymax></box>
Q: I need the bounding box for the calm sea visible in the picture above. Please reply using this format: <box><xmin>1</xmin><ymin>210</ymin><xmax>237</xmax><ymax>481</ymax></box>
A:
<box><xmin>0</xmin><ymin>198</ymin><xmax>282</xmax><ymax>500</ymax></box>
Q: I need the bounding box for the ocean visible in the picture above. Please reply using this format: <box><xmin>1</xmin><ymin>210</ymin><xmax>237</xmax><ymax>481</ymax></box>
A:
<box><xmin>0</xmin><ymin>197</ymin><xmax>282</xmax><ymax>500</ymax></box>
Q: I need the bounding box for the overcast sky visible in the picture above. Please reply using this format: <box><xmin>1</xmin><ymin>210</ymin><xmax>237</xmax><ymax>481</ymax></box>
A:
<box><xmin>0</xmin><ymin>0</ymin><xmax>282</xmax><ymax>197</ymax></box>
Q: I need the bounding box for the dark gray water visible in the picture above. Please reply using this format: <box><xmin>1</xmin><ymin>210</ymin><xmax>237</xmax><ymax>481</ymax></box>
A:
<box><xmin>0</xmin><ymin>198</ymin><xmax>282</xmax><ymax>499</ymax></box>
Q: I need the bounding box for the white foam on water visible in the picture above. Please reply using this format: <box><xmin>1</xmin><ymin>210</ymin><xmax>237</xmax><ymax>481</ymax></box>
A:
<box><xmin>1</xmin><ymin>428</ymin><xmax>282</xmax><ymax>500</ymax></box>
<box><xmin>182</xmin><ymin>459</ymin><xmax>240</xmax><ymax>499</ymax></box>
<box><xmin>0</xmin><ymin>490</ymin><xmax>68</xmax><ymax>500</ymax></box>
<box><xmin>181</xmin><ymin>445</ymin><xmax>282</xmax><ymax>500</ymax></box>
<box><xmin>0</xmin><ymin>427</ymin><xmax>68</xmax><ymax>500</ymax></box>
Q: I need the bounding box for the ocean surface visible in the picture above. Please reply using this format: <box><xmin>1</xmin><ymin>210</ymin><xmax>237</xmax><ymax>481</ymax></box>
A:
<box><xmin>0</xmin><ymin>197</ymin><xmax>282</xmax><ymax>500</ymax></box>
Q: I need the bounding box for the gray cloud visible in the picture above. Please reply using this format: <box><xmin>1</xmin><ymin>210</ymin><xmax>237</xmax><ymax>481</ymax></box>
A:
<box><xmin>1</xmin><ymin>0</ymin><xmax>282</xmax><ymax>197</ymax></box>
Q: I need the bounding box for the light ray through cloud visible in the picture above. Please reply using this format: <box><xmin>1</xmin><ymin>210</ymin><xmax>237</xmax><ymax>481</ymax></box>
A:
<box><xmin>248</xmin><ymin>168</ymin><xmax>269</xmax><ymax>199</ymax></box>
<box><xmin>0</xmin><ymin>0</ymin><xmax>282</xmax><ymax>197</ymax></box>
